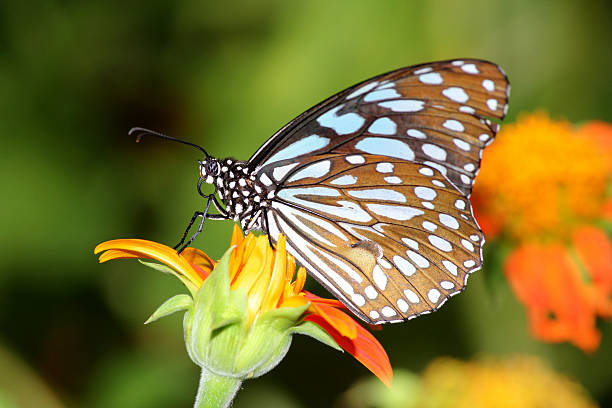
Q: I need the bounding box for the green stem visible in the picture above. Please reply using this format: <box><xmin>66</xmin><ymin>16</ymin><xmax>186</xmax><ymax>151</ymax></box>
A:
<box><xmin>194</xmin><ymin>367</ymin><xmax>242</xmax><ymax>408</ymax></box>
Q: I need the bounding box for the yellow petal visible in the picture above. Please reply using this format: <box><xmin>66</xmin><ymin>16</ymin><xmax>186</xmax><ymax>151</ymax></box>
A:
<box><xmin>245</xmin><ymin>236</ymin><xmax>275</xmax><ymax>322</ymax></box>
<box><xmin>95</xmin><ymin>239</ymin><xmax>204</xmax><ymax>287</ymax></box>
<box><xmin>260</xmin><ymin>234</ymin><xmax>288</xmax><ymax>313</ymax></box>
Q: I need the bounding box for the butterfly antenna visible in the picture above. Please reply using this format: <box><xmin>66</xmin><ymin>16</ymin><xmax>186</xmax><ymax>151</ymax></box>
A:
<box><xmin>129</xmin><ymin>127</ymin><xmax>209</xmax><ymax>158</ymax></box>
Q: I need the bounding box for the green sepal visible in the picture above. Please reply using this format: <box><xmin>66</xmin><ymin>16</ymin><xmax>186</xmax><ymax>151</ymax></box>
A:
<box><xmin>291</xmin><ymin>320</ymin><xmax>342</xmax><ymax>351</ymax></box>
<box><xmin>187</xmin><ymin>247</ymin><xmax>234</xmax><ymax>366</ymax></box>
<box><xmin>234</xmin><ymin>303</ymin><xmax>309</xmax><ymax>377</ymax></box>
<box><xmin>185</xmin><ymin>247</ymin><xmax>251</xmax><ymax>375</ymax></box>
<box><xmin>145</xmin><ymin>294</ymin><xmax>193</xmax><ymax>324</ymax></box>
<box><xmin>138</xmin><ymin>259</ymin><xmax>199</xmax><ymax>295</ymax></box>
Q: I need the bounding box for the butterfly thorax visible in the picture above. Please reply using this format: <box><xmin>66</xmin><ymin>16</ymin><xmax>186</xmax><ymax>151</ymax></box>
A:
<box><xmin>200</xmin><ymin>157</ymin><xmax>270</xmax><ymax>232</ymax></box>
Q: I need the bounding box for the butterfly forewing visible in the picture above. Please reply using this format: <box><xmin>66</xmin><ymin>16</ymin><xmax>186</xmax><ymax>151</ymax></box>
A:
<box><xmin>245</xmin><ymin>59</ymin><xmax>508</xmax><ymax>323</ymax></box>
<box><xmin>250</xmin><ymin>59</ymin><xmax>508</xmax><ymax>195</ymax></box>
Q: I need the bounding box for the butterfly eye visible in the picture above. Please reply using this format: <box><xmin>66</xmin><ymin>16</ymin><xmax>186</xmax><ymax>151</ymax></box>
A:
<box><xmin>206</xmin><ymin>160</ymin><xmax>220</xmax><ymax>176</ymax></box>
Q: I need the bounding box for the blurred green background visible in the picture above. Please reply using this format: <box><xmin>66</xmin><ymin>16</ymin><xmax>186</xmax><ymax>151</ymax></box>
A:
<box><xmin>1</xmin><ymin>0</ymin><xmax>611</xmax><ymax>407</ymax></box>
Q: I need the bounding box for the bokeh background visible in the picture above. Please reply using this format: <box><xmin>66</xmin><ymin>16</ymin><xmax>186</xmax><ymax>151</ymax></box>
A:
<box><xmin>1</xmin><ymin>0</ymin><xmax>612</xmax><ymax>407</ymax></box>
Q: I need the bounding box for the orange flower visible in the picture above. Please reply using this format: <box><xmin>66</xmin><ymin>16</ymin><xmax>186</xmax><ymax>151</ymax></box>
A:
<box><xmin>95</xmin><ymin>225</ymin><xmax>392</xmax><ymax>386</ymax></box>
<box><xmin>472</xmin><ymin>114</ymin><xmax>612</xmax><ymax>351</ymax></box>
<box><xmin>473</xmin><ymin>113</ymin><xmax>612</xmax><ymax>241</ymax></box>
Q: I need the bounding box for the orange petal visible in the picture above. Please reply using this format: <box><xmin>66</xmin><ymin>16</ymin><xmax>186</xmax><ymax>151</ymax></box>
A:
<box><xmin>95</xmin><ymin>239</ymin><xmax>204</xmax><ymax>287</ymax></box>
<box><xmin>182</xmin><ymin>247</ymin><xmax>215</xmax><ymax>277</ymax></box>
<box><xmin>305</xmin><ymin>313</ymin><xmax>392</xmax><ymax>387</ymax></box>
<box><xmin>304</xmin><ymin>291</ymin><xmax>348</xmax><ymax>310</ymax></box>
<box><xmin>308</xmin><ymin>301</ymin><xmax>357</xmax><ymax>339</ymax></box>
<box><xmin>505</xmin><ymin>243</ymin><xmax>601</xmax><ymax>352</ymax></box>
<box><xmin>571</xmin><ymin>226</ymin><xmax>612</xmax><ymax>316</ymax></box>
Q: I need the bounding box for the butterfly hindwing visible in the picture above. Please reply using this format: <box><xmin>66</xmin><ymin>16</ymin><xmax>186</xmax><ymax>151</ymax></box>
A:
<box><xmin>263</xmin><ymin>154</ymin><xmax>481</xmax><ymax>324</ymax></box>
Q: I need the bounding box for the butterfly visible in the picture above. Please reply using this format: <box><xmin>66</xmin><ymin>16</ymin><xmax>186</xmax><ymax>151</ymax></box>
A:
<box><xmin>131</xmin><ymin>59</ymin><xmax>509</xmax><ymax>324</ymax></box>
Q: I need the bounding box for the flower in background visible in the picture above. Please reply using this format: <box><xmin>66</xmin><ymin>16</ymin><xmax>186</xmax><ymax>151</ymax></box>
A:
<box><xmin>341</xmin><ymin>355</ymin><xmax>597</xmax><ymax>408</ymax></box>
<box><xmin>95</xmin><ymin>225</ymin><xmax>391</xmax><ymax>407</ymax></box>
<box><xmin>472</xmin><ymin>113</ymin><xmax>612</xmax><ymax>352</ymax></box>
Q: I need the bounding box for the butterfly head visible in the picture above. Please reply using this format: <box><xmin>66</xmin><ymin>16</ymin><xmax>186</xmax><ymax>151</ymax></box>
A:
<box><xmin>199</xmin><ymin>158</ymin><xmax>221</xmax><ymax>184</ymax></box>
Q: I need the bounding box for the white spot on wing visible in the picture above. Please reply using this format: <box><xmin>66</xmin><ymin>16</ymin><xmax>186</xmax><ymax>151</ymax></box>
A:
<box><xmin>272</xmin><ymin>163</ymin><xmax>300</xmax><ymax>181</ymax></box>
<box><xmin>397</xmin><ymin>299</ymin><xmax>409</xmax><ymax>313</ymax></box>
<box><xmin>365</xmin><ymin>285</ymin><xmax>378</xmax><ymax>299</ymax></box>
<box><xmin>384</xmin><ymin>176</ymin><xmax>402</xmax><ymax>184</ymax></box>
<box><xmin>414</xmin><ymin>186</ymin><xmax>437</xmax><ymax>200</ymax></box>
<box><xmin>262</xmin><ymin>134</ymin><xmax>329</xmax><ymax>167</ymax></box>
<box><xmin>442</xmin><ymin>87</ymin><xmax>469</xmax><ymax>103</ymax></box>
<box><xmin>381</xmin><ymin>306</ymin><xmax>397</xmax><ymax>317</ymax></box>
<box><xmin>453</xmin><ymin>138</ymin><xmax>471</xmax><ymax>151</ymax></box>
<box><xmin>422</xmin><ymin>144</ymin><xmax>447</xmax><ymax>161</ymax></box>
<box><xmin>317</xmin><ymin>105</ymin><xmax>365</xmax><ymax>135</ymax></box>
<box><xmin>407</xmin><ymin>129</ymin><xmax>427</xmax><ymax>139</ymax></box>
<box><xmin>464</xmin><ymin>260</ymin><xmax>476</xmax><ymax>268</ymax></box>
<box><xmin>346</xmin><ymin>155</ymin><xmax>365</xmax><ymax>164</ymax></box>
<box><xmin>356</xmin><ymin>137</ymin><xmax>415</xmax><ymax>160</ymax></box>
<box><xmin>378</xmin><ymin>99</ymin><xmax>424</xmax><ymax>112</ymax></box>
<box><xmin>482</xmin><ymin>79</ymin><xmax>495</xmax><ymax>91</ymax></box>
<box><xmin>461</xmin><ymin>63</ymin><xmax>480</xmax><ymax>74</ymax></box>
<box><xmin>428</xmin><ymin>288</ymin><xmax>441</xmax><ymax>303</ymax></box>
<box><xmin>442</xmin><ymin>260</ymin><xmax>458</xmax><ymax>276</ymax></box>
<box><xmin>376</xmin><ymin>162</ymin><xmax>394</xmax><ymax>173</ymax></box>
<box><xmin>287</xmin><ymin>160</ymin><xmax>331</xmax><ymax>182</ymax></box>
<box><xmin>346</xmin><ymin>81</ymin><xmax>379</xmax><ymax>100</ymax></box>
<box><xmin>423</xmin><ymin>221</ymin><xmax>437</xmax><ymax>231</ymax></box>
<box><xmin>393</xmin><ymin>255</ymin><xmax>416</xmax><ymax>276</ymax></box>
<box><xmin>487</xmin><ymin>99</ymin><xmax>498</xmax><ymax>111</ymax></box>
<box><xmin>439</xmin><ymin>213</ymin><xmax>459</xmax><ymax>229</ymax></box>
<box><xmin>404</xmin><ymin>289</ymin><xmax>420</xmax><ymax>303</ymax></box>
<box><xmin>401</xmin><ymin>238</ymin><xmax>419</xmax><ymax>250</ymax></box>
<box><xmin>419</xmin><ymin>167</ymin><xmax>434</xmax><ymax>176</ymax></box>
<box><xmin>428</xmin><ymin>235</ymin><xmax>452</xmax><ymax>252</ymax></box>
<box><xmin>364</xmin><ymin>88</ymin><xmax>401</xmax><ymax>102</ymax></box>
<box><xmin>259</xmin><ymin>173</ymin><xmax>273</xmax><ymax>186</ymax></box>
<box><xmin>406</xmin><ymin>250</ymin><xmax>430</xmax><ymax>268</ymax></box>
<box><xmin>443</xmin><ymin>119</ymin><xmax>465</xmax><ymax>132</ymax></box>
<box><xmin>419</xmin><ymin>72</ymin><xmax>443</xmax><ymax>84</ymax></box>
<box><xmin>368</xmin><ymin>118</ymin><xmax>397</xmax><ymax>135</ymax></box>
<box><xmin>366</xmin><ymin>204</ymin><xmax>424</xmax><ymax>220</ymax></box>
<box><xmin>461</xmin><ymin>239</ymin><xmax>475</xmax><ymax>252</ymax></box>
<box><xmin>440</xmin><ymin>281</ymin><xmax>455</xmax><ymax>290</ymax></box>
<box><xmin>330</xmin><ymin>175</ymin><xmax>357</xmax><ymax>185</ymax></box>
<box><xmin>348</xmin><ymin>189</ymin><xmax>406</xmax><ymax>203</ymax></box>
<box><xmin>278</xmin><ymin>187</ymin><xmax>372</xmax><ymax>223</ymax></box>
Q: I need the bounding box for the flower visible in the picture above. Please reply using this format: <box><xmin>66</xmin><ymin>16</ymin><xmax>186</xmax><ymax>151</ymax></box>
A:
<box><xmin>341</xmin><ymin>355</ymin><xmax>597</xmax><ymax>408</ymax></box>
<box><xmin>95</xmin><ymin>225</ymin><xmax>392</xmax><ymax>405</ymax></box>
<box><xmin>472</xmin><ymin>114</ymin><xmax>612</xmax><ymax>351</ymax></box>
<box><xmin>473</xmin><ymin>113</ymin><xmax>612</xmax><ymax>241</ymax></box>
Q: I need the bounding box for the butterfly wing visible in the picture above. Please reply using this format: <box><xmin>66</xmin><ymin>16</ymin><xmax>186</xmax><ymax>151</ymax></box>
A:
<box><xmin>249</xmin><ymin>59</ymin><xmax>509</xmax><ymax>323</ymax></box>
<box><xmin>249</xmin><ymin>59</ymin><xmax>509</xmax><ymax>196</ymax></box>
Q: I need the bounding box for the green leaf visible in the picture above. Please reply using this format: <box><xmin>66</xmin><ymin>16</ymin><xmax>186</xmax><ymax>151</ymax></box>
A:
<box><xmin>145</xmin><ymin>294</ymin><xmax>193</xmax><ymax>324</ymax></box>
<box><xmin>291</xmin><ymin>320</ymin><xmax>342</xmax><ymax>351</ymax></box>
<box><xmin>481</xmin><ymin>238</ymin><xmax>512</xmax><ymax>302</ymax></box>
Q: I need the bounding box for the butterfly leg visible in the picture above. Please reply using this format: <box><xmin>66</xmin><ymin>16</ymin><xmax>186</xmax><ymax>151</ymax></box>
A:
<box><xmin>174</xmin><ymin>195</ymin><xmax>221</xmax><ymax>253</ymax></box>
<box><xmin>262</xmin><ymin>209</ymin><xmax>276</xmax><ymax>250</ymax></box>
<box><xmin>173</xmin><ymin>210</ymin><xmax>206</xmax><ymax>252</ymax></box>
